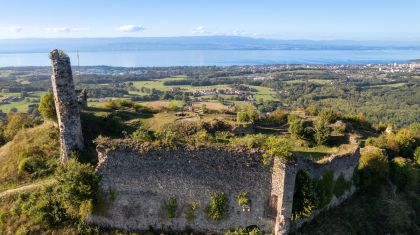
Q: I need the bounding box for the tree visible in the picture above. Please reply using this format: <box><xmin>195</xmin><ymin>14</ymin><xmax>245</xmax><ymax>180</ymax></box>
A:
<box><xmin>319</xmin><ymin>108</ymin><xmax>338</xmax><ymax>124</ymax></box>
<box><xmin>395</xmin><ymin>128</ymin><xmax>416</xmax><ymax>157</ymax></box>
<box><xmin>38</xmin><ymin>92</ymin><xmax>57</xmax><ymax>122</ymax></box>
<box><xmin>267</xmin><ymin>109</ymin><xmax>288</xmax><ymax>125</ymax></box>
<box><xmin>3</xmin><ymin>112</ymin><xmax>31</xmax><ymax>141</ymax></box>
<box><xmin>357</xmin><ymin>147</ymin><xmax>389</xmax><ymax>188</ymax></box>
<box><xmin>390</xmin><ymin>157</ymin><xmax>417</xmax><ymax>192</ymax></box>
<box><xmin>414</xmin><ymin>146</ymin><xmax>420</xmax><ymax>165</ymax></box>
<box><xmin>314</xmin><ymin>118</ymin><xmax>329</xmax><ymax>145</ymax></box>
<box><xmin>236</xmin><ymin>107</ymin><xmax>260</xmax><ymax>124</ymax></box>
<box><xmin>262</xmin><ymin>136</ymin><xmax>292</xmax><ymax>164</ymax></box>
<box><xmin>288</xmin><ymin>115</ymin><xmax>305</xmax><ymax>139</ymax></box>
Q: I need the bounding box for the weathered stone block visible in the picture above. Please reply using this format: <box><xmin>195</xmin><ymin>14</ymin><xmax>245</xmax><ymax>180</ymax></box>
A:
<box><xmin>49</xmin><ymin>49</ymin><xmax>84</xmax><ymax>162</ymax></box>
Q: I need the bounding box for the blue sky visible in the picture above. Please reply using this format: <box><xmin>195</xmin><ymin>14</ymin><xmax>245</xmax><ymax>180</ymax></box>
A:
<box><xmin>0</xmin><ymin>0</ymin><xmax>419</xmax><ymax>40</ymax></box>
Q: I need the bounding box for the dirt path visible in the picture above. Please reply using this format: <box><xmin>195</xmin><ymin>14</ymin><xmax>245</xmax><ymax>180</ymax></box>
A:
<box><xmin>0</xmin><ymin>179</ymin><xmax>56</xmax><ymax>198</ymax></box>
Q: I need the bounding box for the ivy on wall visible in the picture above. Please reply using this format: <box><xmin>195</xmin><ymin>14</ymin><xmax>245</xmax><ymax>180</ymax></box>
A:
<box><xmin>292</xmin><ymin>169</ymin><xmax>352</xmax><ymax>220</ymax></box>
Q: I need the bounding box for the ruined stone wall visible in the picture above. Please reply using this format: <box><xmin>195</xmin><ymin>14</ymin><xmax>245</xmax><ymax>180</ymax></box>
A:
<box><xmin>91</xmin><ymin>148</ymin><xmax>276</xmax><ymax>233</ymax></box>
<box><xmin>290</xmin><ymin>147</ymin><xmax>361</xmax><ymax>229</ymax></box>
<box><xmin>90</xmin><ymin>146</ymin><xmax>360</xmax><ymax>234</ymax></box>
<box><xmin>49</xmin><ymin>49</ymin><xmax>84</xmax><ymax>162</ymax></box>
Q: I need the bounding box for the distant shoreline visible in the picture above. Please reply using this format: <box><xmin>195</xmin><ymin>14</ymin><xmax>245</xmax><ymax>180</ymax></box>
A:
<box><xmin>0</xmin><ymin>49</ymin><xmax>419</xmax><ymax>67</ymax></box>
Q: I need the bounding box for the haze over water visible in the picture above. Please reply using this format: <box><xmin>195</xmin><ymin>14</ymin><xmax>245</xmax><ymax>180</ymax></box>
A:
<box><xmin>1</xmin><ymin>49</ymin><xmax>419</xmax><ymax>67</ymax></box>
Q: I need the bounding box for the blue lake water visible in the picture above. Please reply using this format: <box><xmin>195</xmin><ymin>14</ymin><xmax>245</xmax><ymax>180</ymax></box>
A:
<box><xmin>0</xmin><ymin>49</ymin><xmax>419</xmax><ymax>67</ymax></box>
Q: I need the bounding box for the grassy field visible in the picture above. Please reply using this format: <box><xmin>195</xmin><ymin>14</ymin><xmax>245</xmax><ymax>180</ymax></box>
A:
<box><xmin>129</xmin><ymin>76</ymin><xmax>231</xmax><ymax>95</ymax></box>
<box><xmin>248</xmin><ymin>85</ymin><xmax>278</xmax><ymax>101</ymax></box>
<box><xmin>0</xmin><ymin>92</ymin><xmax>43</xmax><ymax>113</ymax></box>
<box><xmin>363</xmin><ymin>82</ymin><xmax>407</xmax><ymax>88</ymax></box>
<box><xmin>284</xmin><ymin>79</ymin><xmax>333</xmax><ymax>85</ymax></box>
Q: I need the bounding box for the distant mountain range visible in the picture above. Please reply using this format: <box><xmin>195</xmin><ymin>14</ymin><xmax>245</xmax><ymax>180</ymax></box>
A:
<box><xmin>0</xmin><ymin>36</ymin><xmax>419</xmax><ymax>53</ymax></box>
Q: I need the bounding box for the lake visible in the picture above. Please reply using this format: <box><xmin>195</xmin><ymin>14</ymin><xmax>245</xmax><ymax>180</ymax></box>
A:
<box><xmin>0</xmin><ymin>49</ymin><xmax>419</xmax><ymax>67</ymax></box>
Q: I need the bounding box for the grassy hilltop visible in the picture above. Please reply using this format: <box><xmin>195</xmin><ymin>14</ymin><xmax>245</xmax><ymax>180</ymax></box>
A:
<box><xmin>0</xmin><ymin>65</ymin><xmax>419</xmax><ymax>234</ymax></box>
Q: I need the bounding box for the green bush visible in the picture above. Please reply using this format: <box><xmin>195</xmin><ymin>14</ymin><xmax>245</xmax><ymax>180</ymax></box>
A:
<box><xmin>55</xmin><ymin>159</ymin><xmax>100</xmax><ymax>218</ymax></box>
<box><xmin>365</xmin><ymin>135</ymin><xmax>388</xmax><ymax>149</ymax></box>
<box><xmin>166</xmin><ymin>197</ymin><xmax>177</xmax><ymax>218</ymax></box>
<box><xmin>292</xmin><ymin>170</ymin><xmax>317</xmax><ymax>220</ymax></box>
<box><xmin>237</xmin><ymin>191</ymin><xmax>250</xmax><ymax>206</ymax></box>
<box><xmin>131</xmin><ymin>126</ymin><xmax>153</xmax><ymax>142</ymax></box>
<box><xmin>414</xmin><ymin>146</ymin><xmax>420</xmax><ymax>165</ymax></box>
<box><xmin>205</xmin><ymin>192</ymin><xmax>227</xmax><ymax>221</ymax></box>
<box><xmin>395</xmin><ymin>128</ymin><xmax>416</xmax><ymax>157</ymax></box>
<box><xmin>313</xmin><ymin>118</ymin><xmax>329</xmax><ymax>145</ymax></box>
<box><xmin>237</xmin><ymin>107</ymin><xmax>260</xmax><ymax>124</ymax></box>
<box><xmin>225</xmin><ymin>227</ymin><xmax>263</xmax><ymax>235</ymax></box>
<box><xmin>230</xmin><ymin>134</ymin><xmax>266</xmax><ymax>149</ymax></box>
<box><xmin>288</xmin><ymin>115</ymin><xmax>305</xmax><ymax>139</ymax></box>
<box><xmin>18</xmin><ymin>157</ymin><xmax>44</xmax><ymax>174</ymax></box>
<box><xmin>390</xmin><ymin>157</ymin><xmax>417</xmax><ymax>192</ymax></box>
<box><xmin>315</xmin><ymin>170</ymin><xmax>335</xmax><ymax>208</ymax></box>
<box><xmin>155</xmin><ymin>129</ymin><xmax>181</xmax><ymax>147</ymax></box>
<box><xmin>184</xmin><ymin>201</ymin><xmax>199</xmax><ymax>221</ymax></box>
<box><xmin>266</xmin><ymin>109</ymin><xmax>288</xmax><ymax>125</ymax></box>
<box><xmin>38</xmin><ymin>92</ymin><xmax>57</xmax><ymax>122</ymax></box>
<box><xmin>262</xmin><ymin>136</ymin><xmax>292</xmax><ymax>164</ymax></box>
<box><xmin>358</xmin><ymin>147</ymin><xmax>389</xmax><ymax>188</ymax></box>
<box><xmin>3</xmin><ymin>112</ymin><xmax>32</xmax><ymax>141</ymax></box>
<box><xmin>319</xmin><ymin>108</ymin><xmax>338</xmax><ymax>124</ymax></box>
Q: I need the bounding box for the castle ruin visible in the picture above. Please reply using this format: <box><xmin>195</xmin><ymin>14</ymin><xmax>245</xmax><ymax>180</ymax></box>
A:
<box><xmin>49</xmin><ymin>49</ymin><xmax>84</xmax><ymax>162</ymax></box>
<box><xmin>89</xmin><ymin>144</ymin><xmax>360</xmax><ymax>234</ymax></box>
<box><xmin>49</xmin><ymin>49</ymin><xmax>361</xmax><ymax>234</ymax></box>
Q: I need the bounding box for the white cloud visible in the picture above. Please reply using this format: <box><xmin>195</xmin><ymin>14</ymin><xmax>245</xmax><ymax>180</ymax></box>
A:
<box><xmin>193</xmin><ymin>26</ymin><xmax>209</xmax><ymax>34</ymax></box>
<box><xmin>9</xmin><ymin>26</ymin><xmax>23</xmax><ymax>33</ymax></box>
<box><xmin>45</xmin><ymin>27</ymin><xmax>88</xmax><ymax>33</ymax></box>
<box><xmin>117</xmin><ymin>25</ymin><xmax>145</xmax><ymax>33</ymax></box>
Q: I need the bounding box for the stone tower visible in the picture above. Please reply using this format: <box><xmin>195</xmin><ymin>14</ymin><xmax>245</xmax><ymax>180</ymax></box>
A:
<box><xmin>49</xmin><ymin>49</ymin><xmax>84</xmax><ymax>162</ymax></box>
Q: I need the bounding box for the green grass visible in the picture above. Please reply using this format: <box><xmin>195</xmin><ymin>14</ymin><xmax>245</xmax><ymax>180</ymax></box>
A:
<box><xmin>130</xmin><ymin>76</ymin><xmax>232</xmax><ymax>94</ymax></box>
<box><xmin>248</xmin><ymin>85</ymin><xmax>279</xmax><ymax>101</ymax></box>
<box><xmin>284</xmin><ymin>79</ymin><xmax>333</xmax><ymax>85</ymax></box>
<box><xmin>364</xmin><ymin>82</ymin><xmax>407</xmax><ymax>88</ymax></box>
<box><xmin>292</xmin><ymin>145</ymin><xmax>337</xmax><ymax>161</ymax></box>
<box><xmin>0</xmin><ymin>92</ymin><xmax>43</xmax><ymax>113</ymax></box>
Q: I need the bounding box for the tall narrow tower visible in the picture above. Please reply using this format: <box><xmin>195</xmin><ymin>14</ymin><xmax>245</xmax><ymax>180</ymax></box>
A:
<box><xmin>49</xmin><ymin>49</ymin><xmax>84</xmax><ymax>162</ymax></box>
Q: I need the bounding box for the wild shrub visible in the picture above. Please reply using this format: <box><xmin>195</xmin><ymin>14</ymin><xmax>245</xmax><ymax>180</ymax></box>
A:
<box><xmin>55</xmin><ymin>159</ymin><xmax>100</xmax><ymax>218</ymax></box>
<box><xmin>390</xmin><ymin>157</ymin><xmax>417</xmax><ymax>192</ymax></box>
<box><xmin>313</xmin><ymin>118</ymin><xmax>329</xmax><ymax>145</ymax></box>
<box><xmin>205</xmin><ymin>192</ymin><xmax>227</xmax><ymax>221</ymax></box>
<box><xmin>314</xmin><ymin>170</ymin><xmax>335</xmax><ymax>208</ymax></box>
<box><xmin>365</xmin><ymin>135</ymin><xmax>388</xmax><ymax>149</ymax></box>
<box><xmin>319</xmin><ymin>108</ymin><xmax>339</xmax><ymax>124</ymax></box>
<box><xmin>262</xmin><ymin>136</ymin><xmax>292</xmax><ymax>164</ymax></box>
<box><xmin>266</xmin><ymin>109</ymin><xmax>288</xmax><ymax>125</ymax></box>
<box><xmin>288</xmin><ymin>115</ymin><xmax>305</xmax><ymax>139</ymax></box>
<box><xmin>358</xmin><ymin>147</ymin><xmax>389</xmax><ymax>188</ymax></box>
<box><xmin>236</xmin><ymin>106</ymin><xmax>260</xmax><ymax>124</ymax></box>
<box><xmin>395</xmin><ymin>128</ymin><xmax>416</xmax><ymax>157</ymax></box>
<box><xmin>38</xmin><ymin>92</ymin><xmax>57</xmax><ymax>122</ymax></box>
<box><xmin>414</xmin><ymin>146</ymin><xmax>420</xmax><ymax>165</ymax></box>
<box><xmin>237</xmin><ymin>191</ymin><xmax>250</xmax><ymax>206</ymax></box>
<box><xmin>292</xmin><ymin>170</ymin><xmax>317</xmax><ymax>220</ymax></box>
<box><xmin>166</xmin><ymin>197</ymin><xmax>177</xmax><ymax>219</ymax></box>
<box><xmin>155</xmin><ymin>129</ymin><xmax>181</xmax><ymax>148</ymax></box>
<box><xmin>230</xmin><ymin>134</ymin><xmax>266</xmax><ymax>149</ymax></box>
<box><xmin>3</xmin><ymin>112</ymin><xmax>32</xmax><ymax>141</ymax></box>
<box><xmin>184</xmin><ymin>201</ymin><xmax>199</xmax><ymax>221</ymax></box>
<box><xmin>131</xmin><ymin>126</ymin><xmax>153</xmax><ymax>142</ymax></box>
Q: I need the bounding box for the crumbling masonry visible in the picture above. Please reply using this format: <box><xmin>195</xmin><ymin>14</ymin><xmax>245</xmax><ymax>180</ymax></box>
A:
<box><xmin>49</xmin><ymin>49</ymin><xmax>361</xmax><ymax>234</ymax></box>
<box><xmin>49</xmin><ymin>49</ymin><xmax>84</xmax><ymax>162</ymax></box>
